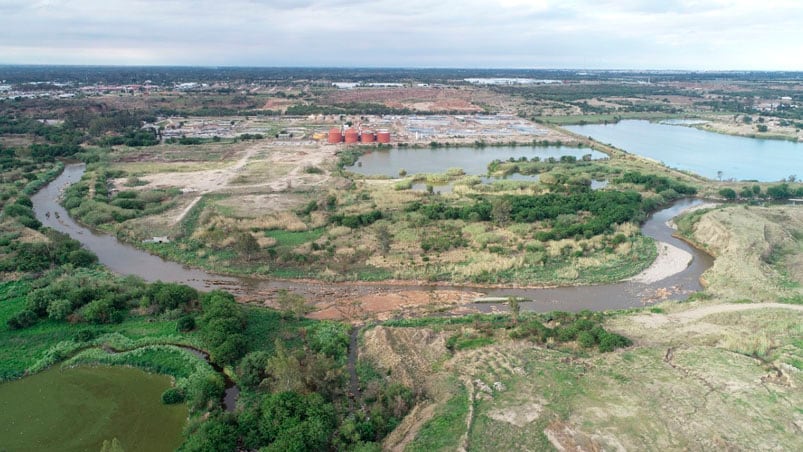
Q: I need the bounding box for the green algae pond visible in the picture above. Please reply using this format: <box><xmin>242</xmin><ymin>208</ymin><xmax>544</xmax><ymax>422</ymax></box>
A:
<box><xmin>0</xmin><ymin>366</ymin><xmax>187</xmax><ymax>451</ymax></box>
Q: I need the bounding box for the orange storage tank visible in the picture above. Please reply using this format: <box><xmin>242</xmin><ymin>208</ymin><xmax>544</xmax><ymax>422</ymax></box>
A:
<box><xmin>344</xmin><ymin>128</ymin><xmax>359</xmax><ymax>144</ymax></box>
<box><xmin>376</xmin><ymin>130</ymin><xmax>391</xmax><ymax>143</ymax></box>
<box><xmin>360</xmin><ymin>130</ymin><xmax>375</xmax><ymax>143</ymax></box>
<box><xmin>328</xmin><ymin>127</ymin><xmax>343</xmax><ymax>144</ymax></box>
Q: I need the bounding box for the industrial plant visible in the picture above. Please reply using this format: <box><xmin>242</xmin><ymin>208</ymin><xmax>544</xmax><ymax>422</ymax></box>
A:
<box><xmin>327</xmin><ymin>126</ymin><xmax>391</xmax><ymax>144</ymax></box>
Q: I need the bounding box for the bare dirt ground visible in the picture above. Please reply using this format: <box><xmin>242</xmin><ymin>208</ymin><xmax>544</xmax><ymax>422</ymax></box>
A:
<box><xmin>111</xmin><ymin>142</ymin><xmax>338</xmax><ymax>222</ymax></box>
<box><xmin>689</xmin><ymin>205</ymin><xmax>803</xmax><ymax>302</ymax></box>
<box><xmin>308</xmin><ymin>289</ymin><xmax>484</xmax><ymax>322</ymax></box>
<box><xmin>323</xmin><ymin>87</ymin><xmax>484</xmax><ymax>113</ymax></box>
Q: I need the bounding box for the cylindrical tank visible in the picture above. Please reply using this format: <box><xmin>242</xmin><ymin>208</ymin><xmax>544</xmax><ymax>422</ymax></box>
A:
<box><xmin>344</xmin><ymin>128</ymin><xmax>360</xmax><ymax>144</ymax></box>
<box><xmin>376</xmin><ymin>130</ymin><xmax>391</xmax><ymax>143</ymax></box>
<box><xmin>327</xmin><ymin>127</ymin><xmax>343</xmax><ymax>144</ymax></box>
<box><xmin>360</xmin><ymin>130</ymin><xmax>375</xmax><ymax>143</ymax></box>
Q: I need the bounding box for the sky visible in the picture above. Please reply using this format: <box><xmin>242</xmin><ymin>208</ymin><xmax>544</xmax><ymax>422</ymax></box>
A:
<box><xmin>0</xmin><ymin>0</ymin><xmax>801</xmax><ymax>70</ymax></box>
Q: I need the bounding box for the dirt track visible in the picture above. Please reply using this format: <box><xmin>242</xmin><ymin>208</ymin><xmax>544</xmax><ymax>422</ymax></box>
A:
<box><xmin>629</xmin><ymin>302</ymin><xmax>803</xmax><ymax>330</ymax></box>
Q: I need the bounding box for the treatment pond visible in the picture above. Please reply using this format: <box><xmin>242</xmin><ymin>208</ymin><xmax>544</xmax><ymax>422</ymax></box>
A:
<box><xmin>0</xmin><ymin>366</ymin><xmax>187</xmax><ymax>451</ymax></box>
<box><xmin>347</xmin><ymin>145</ymin><xmax>607</xmax><ymax>177</ymax></box>
<box><xmin>566</xmin><ymin>120</ymin><xmax>803</xmax><ymax>181</ymax></box>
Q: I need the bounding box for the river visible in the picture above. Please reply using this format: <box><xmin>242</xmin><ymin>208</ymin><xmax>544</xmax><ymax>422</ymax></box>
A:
<box><xmin>32</xmin><ymin>164</ymin><xmax>712</xmax><ymax>312</ymax></box>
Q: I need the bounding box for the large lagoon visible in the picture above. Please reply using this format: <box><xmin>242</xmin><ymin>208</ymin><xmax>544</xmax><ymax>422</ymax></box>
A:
<box><xmin>566</xmin><ymin>120</ymin><xmax>803</xmax><ymax>181</ymax></box>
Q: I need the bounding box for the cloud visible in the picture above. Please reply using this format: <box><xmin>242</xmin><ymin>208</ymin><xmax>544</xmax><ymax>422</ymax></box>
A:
<box><xmin>0</xmin><ymin>0</ymin><xmax>800</xmax><ymax>69</ymax></box>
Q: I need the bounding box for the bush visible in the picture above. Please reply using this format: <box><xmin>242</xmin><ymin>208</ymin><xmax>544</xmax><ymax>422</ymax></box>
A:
<box><xmin>81</xmin><ymin>298</ymin><xmax>123</xmax><ymax>324</ymax></box>
<box><xmin>161</xmin><ymin>387</ymin><xmax>186</xmax><ymax>404</ymax></box>
<box><xmin>177</xmin><ymin>315</ymin><xmax>196</xmax><ymax>332</ymax></box>
<box><xmin>238</xmin><ymin>351</ymin><xmax>271</xmax><ymax>388</ymax></box>
<box><xmin>718</xmin><ymin>188</ymin><xmax>737</xmax><ymax>200</ymax></box>
<box><xmin>180</xmin><ymin>413</ymin><xmax>239</xmax><ymax>452</ymax></box>
<box><xmin>7</xmin><ymin>309</ymin><xmax>38</xmax><ymax>330</ymax></box>
<box><xmin>66</xmin><ymin>249</ymin><xmax>98</xmax><ymax>267</ymax></box>
<box><xmin>74</xmin><ymin>329</ymin><xmax>97</xmax><ymax>342</ymax></box>
<box><xmin>47</xmin><ymin>299</ymin><xmax>73</xmax><ymax>320</ymax></box>
<box><xmin>309</xmin><ymin>322</ymin><xmax>350</xmax><ymax>362</ymax></box>
<box><xmin>597</xmin><ymin>331</ymin><xmax>632</xmax><ymax>352</ymax></box>
<box><xmin>577</xmin><ymin>331</ymin><xmax>596</xmax><ymax>348</ymax></box>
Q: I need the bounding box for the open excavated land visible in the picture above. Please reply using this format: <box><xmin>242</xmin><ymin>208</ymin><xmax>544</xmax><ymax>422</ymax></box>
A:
<box><xmin>353</xmin><ymin>204</ymin><xmax>803</xmax><ymax>451</ymax></box>
<box><xmin>360</xmin><ymin>302</ymin><xmax>803</xmax><ymax>451</ymax></box>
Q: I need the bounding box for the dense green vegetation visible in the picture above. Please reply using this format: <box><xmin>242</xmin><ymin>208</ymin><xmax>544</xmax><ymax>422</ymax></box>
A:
<box><xmin>406</xmin><ymin>189</ymin><xmax>644</xmax><ymax>241</ymax></box>
<box><xmin>63</xmin><ymin>168</ymin><xmax>181</xmax><ymax>227</ymax></box>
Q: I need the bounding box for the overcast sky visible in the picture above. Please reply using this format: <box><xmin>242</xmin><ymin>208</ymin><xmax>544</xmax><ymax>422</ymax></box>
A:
<box><xmin>0</xmin><ymin>0</ymin><xmax>801</xmax><ymax>69</ymax></box>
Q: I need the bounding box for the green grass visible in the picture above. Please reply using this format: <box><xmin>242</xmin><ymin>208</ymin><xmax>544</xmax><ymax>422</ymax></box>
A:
<box><xmin>406</xmin><ymin>379</ymin><xmax>469</xmax><ymax>452</ymax></box>
<box><xmin>264</xmin><ymin>228</ymin><xmax>324</xmax><ymax>248</ymax></box>
<box><xmin>0</xmin><ymin>281</ymin><xmax>199</xmax><ymax>382</ymax></box>
<box><xmin>447</xmin><ymin>334</ymin><xmax>495</xmax><ymax>351</ymax></box>
<box><xmin>242</xmin><ymin>306</ymin><xmax>317</xmax><ymax>353</ymax></box>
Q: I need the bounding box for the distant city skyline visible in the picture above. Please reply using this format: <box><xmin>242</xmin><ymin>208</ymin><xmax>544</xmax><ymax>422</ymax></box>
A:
<box><xmin>0</xmin><ymin>0</ymin><xmax>801</xmax><ymax>70</ymax></box>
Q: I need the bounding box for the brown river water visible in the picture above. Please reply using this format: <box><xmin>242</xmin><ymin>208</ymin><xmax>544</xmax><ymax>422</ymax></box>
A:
<box><xmin>32</xmin><ymin>164</ymin><xmax>713</xmax><ymax>313</ymax></box>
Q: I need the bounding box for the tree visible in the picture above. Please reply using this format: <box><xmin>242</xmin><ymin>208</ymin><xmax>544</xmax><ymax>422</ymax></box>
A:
<box><xmin>264</xmin><ymin>340</ymin><xmax>305</xmax><ymax>393</ymax></box>
<box><xmin>199</xmin><ymin>291</ymin><xmax>248</xmax><ymax>365</ymax></box>
<box><xmin>276</xmin><ymin>290</ymin><xmax>309</xmax><ymax>320</ymax></box>
<box><xmin>100</xmin><ymin>438</ymin><xmax>125</xmax><ymax>452</ymax></box>
<box><xmin>508</xmin><ymin>296</ymin><xmax>520</xmax><ymax>325</ymax></box>
<box><xmin>374</xmin><ymin>224</ymin><xmax>392</xmax><ymax>255</ymax></box>
<box><xmin>235</xmin><ymin>232</ymin><xmax>260</xmax><ymax>261</ymax></box>
<box><xmin>716</xmin><ymin>170</ymin><xmax>723</xmax><ymax>181</ymax></box>
<box><xmin>767</xmin><ymin>184</ymin><xmax>791</xmax><ymax>200</ymax></box>
<box><xmin>259</xmin><ymin>391</ymin><xmax>337</xmax><ymax>452</ymax></box>
<box><xmin>718</xmin><ymin>188</ymin><xmax>737</xmax><ymax>200</ymax></box>
<box><xmin>491</xmin><ymin>197</ymin><xmax>512</xmax><ymax>225</ymax></box>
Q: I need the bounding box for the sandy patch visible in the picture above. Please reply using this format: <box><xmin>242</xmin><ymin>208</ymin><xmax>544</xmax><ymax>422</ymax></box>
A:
<box><xmin>627</xmin><ymin>241</ymin><xmax>692</xmax><ymax>284</ymax></box>
<box><xmin>112</xmin><ymin>143</ymin><xmax>336</xmax><ymax>195</ymax></box>
<box><xmin>486</xmin><ymin>401</ymin><xmax>544</xmax><ymax>427</ymax></box>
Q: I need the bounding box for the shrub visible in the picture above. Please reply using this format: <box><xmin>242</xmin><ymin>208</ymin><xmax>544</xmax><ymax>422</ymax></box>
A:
<box><xmin>577</xmin><ymin>331</ymin><xmax>596</xmax><ymax>348</ymax></box>
<box><xmin>718</xmin><ymin>188</ymin><xmax>737</xmax><ymax>200</ymax></box>
<box><xmin>597</xmin><ymin>332</ymin><xmax>632</xmax><ymax>352</ymax></box>
<box><xmin>238</xmin><ymin>351</ymin><xmax>271</xmax><ymax>388</ymax></box>
<box><xmin>162</xmin><ymin>387</ymin><xmax>186</xmax><ymax>404</ymax></box>
<box><xmin>7</xmin><ymin>309</ymin><xmax>38</xmax><ymax>330</ymax></box>
<box><xmin>177</xmin><ymin>315</ymin><xmax>196</xmax><ymax>332</ymax></box>
<box><xmin>47</xmin><ymin>299</ymin><xmax>73</xmax><ymax>320</ymax></box>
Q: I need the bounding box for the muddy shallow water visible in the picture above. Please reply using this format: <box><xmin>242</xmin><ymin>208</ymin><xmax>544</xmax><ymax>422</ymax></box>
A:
<box><xmin>33</xmin><ymin>164</ymin><xmax>713</xmax><ymax>313</ymax></box>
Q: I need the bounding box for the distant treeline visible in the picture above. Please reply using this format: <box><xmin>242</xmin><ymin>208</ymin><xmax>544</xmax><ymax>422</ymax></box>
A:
<box><xmin>3</xmin><ymin>65</ymin><xmax>801</xmax><ymax>85</ymax></box>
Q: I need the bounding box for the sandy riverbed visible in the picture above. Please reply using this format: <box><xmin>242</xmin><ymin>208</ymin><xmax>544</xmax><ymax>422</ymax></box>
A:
<box><xmin>627</xmin><ymin>241</ymin><xmax>692</xmax><ymax>284</ymax></box>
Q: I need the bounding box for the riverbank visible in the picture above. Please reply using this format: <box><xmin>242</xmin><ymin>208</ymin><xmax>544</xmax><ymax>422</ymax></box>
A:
<box><xmin>32</xmin><ymin>164</ymin><xmax>715</xmax><ymax>318</ymax></box>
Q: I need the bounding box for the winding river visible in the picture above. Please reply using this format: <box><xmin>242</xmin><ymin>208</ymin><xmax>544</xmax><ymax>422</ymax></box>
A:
<box><xmin>32</xmin><ymin>164</ymin><xmax>713</xmax><ymax>313</ymax></box>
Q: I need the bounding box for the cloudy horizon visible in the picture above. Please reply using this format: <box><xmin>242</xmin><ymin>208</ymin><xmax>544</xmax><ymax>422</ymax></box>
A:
<box><xmin>0</xmin><ymin>0</ymin><xmax>801</xmax><ymax>70</ymax></box>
